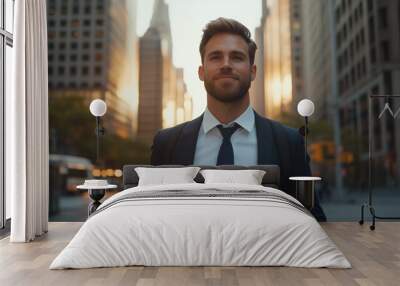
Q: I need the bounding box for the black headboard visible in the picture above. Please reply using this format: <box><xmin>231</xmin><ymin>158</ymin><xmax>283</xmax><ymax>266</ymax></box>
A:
<box><xmin>122</xmin><ymin>165</ymin><xmax>280</xmax><ymax>189</ymax></box>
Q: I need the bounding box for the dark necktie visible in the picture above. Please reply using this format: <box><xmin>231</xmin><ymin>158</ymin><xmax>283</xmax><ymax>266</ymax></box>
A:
<box><xmin>216</xmin><ymin>123</ymin><xmax>240</xmax><ymax>165</ymax></box>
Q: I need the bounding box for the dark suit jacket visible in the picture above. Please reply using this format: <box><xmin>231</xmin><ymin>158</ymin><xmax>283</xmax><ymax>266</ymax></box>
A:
<box><xmin>150</xmin><ymin>111</ymin><xmax>326</xmax><ymax>221</ymax></box>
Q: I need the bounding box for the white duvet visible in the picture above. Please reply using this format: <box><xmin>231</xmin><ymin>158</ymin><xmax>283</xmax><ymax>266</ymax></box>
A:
<box><xmin>50</xmin><ymin>183</ymin><xmax>351</xmax><ymax>269</ymax></box>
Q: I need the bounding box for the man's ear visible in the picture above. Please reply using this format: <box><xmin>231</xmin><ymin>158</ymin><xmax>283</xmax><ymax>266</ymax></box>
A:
<box><xmin>198</xmin><ymin>65</ymin><xmax>204</xmax><ymax>82</ymax></box>
<box><xmin>251</xmin><ymin>65</ymin><xmax>257</xmax><ymax>81</ymax></box>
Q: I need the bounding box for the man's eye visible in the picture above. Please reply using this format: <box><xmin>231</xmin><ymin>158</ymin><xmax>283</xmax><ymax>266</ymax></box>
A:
<box><xmin>232</xmin><ymin>56</ymin><xmax>244</xmax><ymax>61</ymax></box>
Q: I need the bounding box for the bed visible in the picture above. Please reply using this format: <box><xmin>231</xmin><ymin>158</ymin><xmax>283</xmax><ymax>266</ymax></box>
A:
<box><xmin>50</xmin><ymin>165</ymin><xmax>351</xmax><ymax>269</ymax></box>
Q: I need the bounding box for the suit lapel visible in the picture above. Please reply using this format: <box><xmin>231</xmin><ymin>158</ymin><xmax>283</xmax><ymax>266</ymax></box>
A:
<box><xmin>254</xmin><ymin>111</ymin><xmax>280</xmax><ymax>165</ymax></box>
<box><xmin>171</xmin><ymin>111</ymin><xmax>282</xmax><ymax>166</ymax></box>
<box><xmin>172</xmin><ymin>114</ymin><xmax>204</xmax><ymax>165</ymax></box>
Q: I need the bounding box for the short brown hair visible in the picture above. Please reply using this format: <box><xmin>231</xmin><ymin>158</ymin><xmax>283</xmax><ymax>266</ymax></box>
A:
<box><xmin>199</xmin><ymin>17</ymin><xmax>257</xmax><ymax>65</ymax></box>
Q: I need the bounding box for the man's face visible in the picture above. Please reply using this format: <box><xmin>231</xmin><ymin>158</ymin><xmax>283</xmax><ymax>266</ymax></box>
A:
<box><xmin>198</xmin><ymin>33</ymin><xmax>256</xmax><ymax>103</ymax></box>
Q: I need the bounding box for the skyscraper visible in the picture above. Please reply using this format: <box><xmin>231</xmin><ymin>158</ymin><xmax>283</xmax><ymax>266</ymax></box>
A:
<box><xmin>138</xmin><ymin>27</ymin><xmax>163</xmax><ymax>142</ymax></box>
<box><xmin>47</xmin><ymin>0</ymin><xmax>139</xmax><ymax>138</ymax></box>
<box><xmin>333</xmin><ymin>0</ymin><xmax>400</xmax><ymax>183</ymax></box>
<box><xmin>249</xmin><ymin>0</ymin><xmax>267</xmax><ymax>116</ymax></box>
<box><xmin>302</xmin><ymin>0</ymin><xmax>332</xmax><ymax>121</ymax></box>
<box><xmin>137</xmin><ymin>0</ymin><xmax>191</xmax><ymax>142</ymax></box>
<box><xmin>263</xmin><ymin>0</ymin><xmax>304</xmax><ymax>120</ymax></box>
<box><xmin>302</xmin><ymin>0</ymin><xmax>400</xmax><ymax>189</ymax></box>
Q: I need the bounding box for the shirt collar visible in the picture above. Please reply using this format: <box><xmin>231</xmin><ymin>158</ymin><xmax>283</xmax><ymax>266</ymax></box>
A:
<box><xmin>202</xmin><ymin>105</ymin><xmax>255</xmax><ymax>134</ymax></box>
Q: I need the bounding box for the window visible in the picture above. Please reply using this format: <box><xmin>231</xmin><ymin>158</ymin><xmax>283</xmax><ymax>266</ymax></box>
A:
<box><xmin>362</xmin><ymin>57</ymin><xmax>367</xmax><ymax>75</ymax></box>
<box><xmin>342</xmin><ymin>23</ymin><xmax>347</xmax><ymax>40</ymax></box>
<box><xmin>61</xmin><ymin>5</ymin><xmax>68</xmax><ymax>16</ymax></box>
<box><xmin>367</xmin><ymin>0</ymin><xmax>373</xmax><ymax>12</ymax></box>
<box><xmin>82</xmin><ymin>42</ymin><xmax>90</xmax><ymax>49</ymax></box>
<box><xmin>71</xmin><ymin>19</ymin><xmax>80</xmax><ymax>28</ymax></box>
<box><xmin>370</xmin><ymin>47</ymin><xmax>376</xmax><ymax>64</ymax></box>
<box><xmin>95</xmin><ymin>30</ymin><xmax>104</xmax><ymax>38</ymax></box>
<box><xmin>84</xmin><ymin>19</ymin><xmax>91</xmax><ymax>27</ymax></box>
<box><xmin>94</xmin><ymin>66</ymin><xmax>102</xmax><ymax>75</ymax></box>
<box><xmin>96</xmin><ymin>5</ymin><xmax>104</xmax><ymax>14</ymax></box>
<box><xmin>348</xmin><ymin>15</ymin><xmax>353</xmax><ymax>30</ymax></box>
<box><xmin>379</xmin><ymin>7</ymin><xmax>388</xmax><ymax>29</ymax></box>
<box><xmin>1</xmin><ymin>0</ymin><xmax>15</xmax><ymax>230</ymax></box>
<box><xmin>360</xmin><ymin>28</ymin><xmax>365</xmax><ymax>45</ymax></box>
<box><xmin>71</xmin><ymin>31</ymin><xmax>80</xmax><ymax>39</ymax></box>
<box><xmin>73</xmin><ymin>5</ymin><xmax>79</xmax><ymax>14</ymax></box>
<box><xmin>381</xmin><ymin>41</ymin><xmax>390</xmax><ymax>61</ymax></box>
<box><xmin>350</xmin><ymin>41</ymin><xmax>354</xmax><ymax>57</ymax></box>
<box><xmin>368</xmin><ymin>17</ymin><xmax>375</xmax><ymax>43</ymax></box>
<box><xmin>48</xmin><ymin>31</ymin><xmax>55</xmax><ymax>39</ymax></box>
<box><xmin>82</xmin><ymin>66</ymin><xmax>89</xmax><ymax>75</ymax></box>
<box><xmin>336</xmin><ymin>7</ymin><xmax>341</xmax><ymax>23</ymax></box>
<box><xmin>58</xmin><ymin>66</ymin><xmax>65</xmax><ymax>75</ymax></box>
<box><xmin>95</xmin><ymin>52</ymin><xmax>103</xmax><ymax>61</ymax></box>
<box><xmin>70</xmin><ymin>66</ymin><xmax>77</xmax><ymax>74</ymax></box>
<box><xmin>84</xmin><ymin>6</ymin><xmax>91</xmax><ymax>14</ymax></box>
<box><xmin>82</xmin><ymin>54</ymin><xmax>90</xmax><ymax>61</ymax></box>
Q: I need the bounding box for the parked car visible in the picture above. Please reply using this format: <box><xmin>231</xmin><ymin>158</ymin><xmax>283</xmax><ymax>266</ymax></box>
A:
<box><xmin>49</xmin><ymin>154</ymin><xmax>93</xmax><ymax>215</ymax></box>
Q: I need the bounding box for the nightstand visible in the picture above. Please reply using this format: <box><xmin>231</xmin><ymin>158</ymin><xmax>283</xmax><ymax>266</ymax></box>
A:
<box><xmin>77</xmin><ymin>183</ymin><xmax>117</xmax><ymax>216</ymax></box>
<box><xmin>289</xmin><ymin>176</ymin><xmax>321</xmax><ymax>210</ymax></box>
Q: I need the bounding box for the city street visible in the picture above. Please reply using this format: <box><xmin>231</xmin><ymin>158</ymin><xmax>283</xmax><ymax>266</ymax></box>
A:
<box><xmin>49</xmin><ymin>189</ymin><xmax>400</xmax><ymax>222</ymax></box>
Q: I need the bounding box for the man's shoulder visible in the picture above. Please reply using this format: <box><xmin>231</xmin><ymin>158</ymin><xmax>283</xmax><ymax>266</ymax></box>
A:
<box><xmin>154</xmin><ymin>121</ymin><xmax>188</xmax><ymax>142</ymax></box>
<box><xmin>256</xmin><ymin>114</ymin><xmax>301</xmax><ymax>143</ymax></box>
<box><xmin>154</xmin><ymin>114</ymin><xmax>203</xmax><ymax>142</ymax></box>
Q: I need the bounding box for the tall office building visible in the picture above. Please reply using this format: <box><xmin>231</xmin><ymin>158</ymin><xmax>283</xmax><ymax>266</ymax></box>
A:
<box><xmin>249</xmin><ymin>0</ymin><xmax>267</xmax><ymax>116</ymax></box>
<box><xmin>334</xmin><ymin>0</ymin><xmax>400</xmax><ymax>183</ymax></box>
<box><xmin>175</xmin><ymin>68</ymin><xmax>190</xmax><ymax>124</ymax></box>
<box><xmin>47</xmin><ymin>0</ymin><xmax>139</xmax><ymax>139</ymax></box>
<box><xmin>137</xmin><ymin>0</ymin><xmax>191</xmax><ymax>142</ymax></box>
<box><xmin>137</xmin><ymin>27</ymin><xmax>163</xmax><ymax>142</ymax></box>
<box><xmin>263</xmin><ymin>0</ymin><xmax>304</xmax><ymax>120</ymax></box>
<box><xmin>302</xmin><ymin>0</ymin><xmax>333</xmax><ymax>121</ymax></box>
<box><xmin>301</xmin><ymin>0</ymin><xmax>342</xmax><ymax>191</ymax></box>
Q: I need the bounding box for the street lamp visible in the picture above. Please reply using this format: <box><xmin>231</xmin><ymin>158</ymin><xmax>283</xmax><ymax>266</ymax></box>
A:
<box><xmin>89</xmin><ymin>99</ymin><xmax>107</xmax><ymax>167</ymax></box>
<box><xmin>297</xmin><ymin>99</ymin><xmax>315</xmax><ymax>162</ymax></box>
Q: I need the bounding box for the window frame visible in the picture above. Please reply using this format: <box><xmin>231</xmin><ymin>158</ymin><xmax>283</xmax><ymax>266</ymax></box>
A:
<box><xmin>1</xmin><ymin>0</ymin><xmax>14</xmax><ymax>230</ymax></box>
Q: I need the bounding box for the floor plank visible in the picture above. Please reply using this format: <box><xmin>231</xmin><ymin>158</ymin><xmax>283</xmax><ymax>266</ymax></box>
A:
<box><xmin>0</xmin><ymin>222</ymin><xmax>399</xmax><ymax>286</ymax></box>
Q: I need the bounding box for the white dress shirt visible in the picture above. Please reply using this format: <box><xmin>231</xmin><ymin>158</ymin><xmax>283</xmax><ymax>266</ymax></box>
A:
<box><xmin>193</xmin><ymin>105</ymin><xmax>258</xmax><ymax>166</ymax></box>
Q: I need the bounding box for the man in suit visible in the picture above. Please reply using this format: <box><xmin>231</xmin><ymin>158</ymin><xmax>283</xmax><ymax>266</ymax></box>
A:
<box><xmin>150</xmin><ymin>18</ymin><xmax>326</xmax><ymax>221</ymax></box>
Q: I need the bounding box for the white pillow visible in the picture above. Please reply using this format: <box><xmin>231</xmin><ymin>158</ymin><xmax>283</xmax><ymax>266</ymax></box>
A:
<box><xmin>135</xmin><ymin>167</ymin><xmax>201</xmax><ymax>186</ymax></box>
<box><xmin>200</xmin><ymin>169</ymin><xmax>266</xmax><ymax>185</ymax></box>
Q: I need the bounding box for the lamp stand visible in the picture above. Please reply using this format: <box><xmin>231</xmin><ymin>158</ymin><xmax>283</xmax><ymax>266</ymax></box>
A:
<box><xmin>304</xmin><ymin>116</ymin><xmax>308</xmax><ymax>163</ymax></box>
<box><xmin>95</xmin><ymin>116</ymin><xmax>105</xmax><ymax>172</ymax></box>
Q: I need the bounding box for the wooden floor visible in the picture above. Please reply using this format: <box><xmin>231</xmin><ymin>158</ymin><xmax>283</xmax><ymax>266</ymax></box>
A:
<box><xmin>0</xmin><ymin>222</ymin><xmax>399</xmax><ymax>286</ymax></box>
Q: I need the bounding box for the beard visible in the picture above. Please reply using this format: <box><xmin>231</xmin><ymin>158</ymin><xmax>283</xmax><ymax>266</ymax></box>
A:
<box><xmin>204</xmin><ymin>73</ymin><xmax>252</xmax><ymax>103</ymax></box>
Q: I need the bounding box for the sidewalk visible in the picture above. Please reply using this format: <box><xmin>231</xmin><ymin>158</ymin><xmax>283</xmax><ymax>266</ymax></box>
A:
<box><xmin>320</xmin><ymin>189</ymin><xmax>400</xmax><ymax>221</ymax></box>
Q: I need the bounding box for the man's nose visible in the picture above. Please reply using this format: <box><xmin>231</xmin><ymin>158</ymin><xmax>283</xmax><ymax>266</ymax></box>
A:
<box><xmin>221</xmin><ymin>56</ymin><xmax>232</xmax><ymax>69</ymax></box>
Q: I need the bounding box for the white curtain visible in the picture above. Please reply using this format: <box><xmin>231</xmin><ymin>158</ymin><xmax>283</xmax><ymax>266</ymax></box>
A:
<box><xmin>7</xmin><ymin>0</ymin><xmax>49</xmax><ymax>242</ymax></box>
